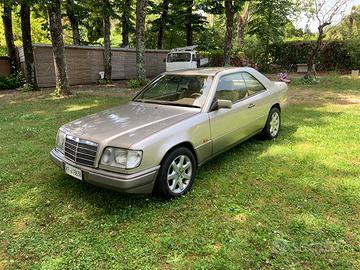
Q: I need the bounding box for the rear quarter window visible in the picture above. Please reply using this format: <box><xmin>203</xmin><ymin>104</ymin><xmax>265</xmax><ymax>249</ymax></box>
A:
<box><xmin>241</xmin><ymin>72</ymin><xmax>266</xmax><ymax>95</ymax></box>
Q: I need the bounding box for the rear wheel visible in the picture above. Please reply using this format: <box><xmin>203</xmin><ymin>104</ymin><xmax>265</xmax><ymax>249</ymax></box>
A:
<box><xmin>261</xmin><ymin>107</ymin><xmax>281</xmax><ymax>139</ymax></box>
<box><xmin>155</xmin><ymin>147</ymin><xmax>196</xmax><ymax>199</ymax></box>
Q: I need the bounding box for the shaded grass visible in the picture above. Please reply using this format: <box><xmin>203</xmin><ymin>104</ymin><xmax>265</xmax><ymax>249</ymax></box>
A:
<box><xmin>0</xmin><ymin>75</ymin><xmax>359</xmax><ymax>269</ymax></box>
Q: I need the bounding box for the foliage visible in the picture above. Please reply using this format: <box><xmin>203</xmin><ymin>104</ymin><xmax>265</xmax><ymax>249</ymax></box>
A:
<box><xmin>98</xmin><ymin>78</ymin><xmax>112</xmax><ymax>85</ymax></box>
<box><xmin>0</xmin><ymin>75</ymin><xmax>360</xmax><ymax>269</ymax></box>
<box><xmin>346</xmin><ymin>38</ymin><xmax>360</xmax><ymax>69</ymax></box>
<box><xmin>146</xmin><ymin>0</ymin><xmax>208</xmax><ymax>49</ymax></box>
<box><xmin>0</xmin><ymin>71</ymin><xmax>24</xmax><ymax>90</ymax></box>
<box><xmin>326</xmin><ymin>5</ymin><xmax>360</xmax><ymax>70</ymax></box>
<box><xmin>202</xmin><ymin>49</ymin><xmax>252</xmax><ymax>67</ymax></box>
<box><xmin>271</xmin><ymin>40</ymin><xmax>353</xmax><ymax>71</ymax></box>
<box><xmin>0</xmin><ymin>46</ymin><xmax>6</xmax><ymax>56</ymax></box>
<box><xmin>127</xmin><ymin>79</ymin><xmax>148</xmax><ymax>88</ymax></box>
<box><xmin>0</xmin><ymin>4</ymin><xmax>50</xmax><ymax>50</ymax></box>
<box><xmin>292</xmin><ymin>75</ymin><xmax>320</xmax><ymax>85</ymax></box>
<box><xmin>22</xmin><ymin>82</ymin><xmax>36</xmax><ymax>92</ymax></box>
<box><xmin>247</xmin><ymin>0</ymin><xmax>297</xmax><ymax>68</ymax></box>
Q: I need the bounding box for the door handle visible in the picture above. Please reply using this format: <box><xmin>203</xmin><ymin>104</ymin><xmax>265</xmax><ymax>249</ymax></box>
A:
<box><xmin>248</xmin><ymin>103</ymin><xmax>255</xmax><ymax>109</ymax></box>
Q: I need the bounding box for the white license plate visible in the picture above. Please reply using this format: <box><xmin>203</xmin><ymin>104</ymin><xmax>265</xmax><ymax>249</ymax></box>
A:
<box><xmin>65</xmin><ymin>164</ymin><xmax>83</xmax><ymax>180</ymax></box>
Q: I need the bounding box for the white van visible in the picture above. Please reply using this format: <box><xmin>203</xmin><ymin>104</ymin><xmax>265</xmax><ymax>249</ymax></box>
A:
<box><xmin>166</xmin><ymin>46</ymin><xmax>208</xmax><ymax>72</ymax></box>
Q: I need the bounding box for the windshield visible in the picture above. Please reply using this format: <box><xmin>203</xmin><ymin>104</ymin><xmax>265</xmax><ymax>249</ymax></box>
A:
<box><xmin>167</xmin><ymin>53</ymin><xmax>191</xmax><ymax>62</ymax></box>
<box><xmin>134</xmin><ymin>75</ymin><xmax>213</xmax><ymax>108</ymax></box>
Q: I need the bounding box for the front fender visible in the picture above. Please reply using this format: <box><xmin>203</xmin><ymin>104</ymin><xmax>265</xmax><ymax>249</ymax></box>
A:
<box><xmin>131</xmin><ymin>113</ymin><xmax>211</xmax><ymax>170</ymax></box>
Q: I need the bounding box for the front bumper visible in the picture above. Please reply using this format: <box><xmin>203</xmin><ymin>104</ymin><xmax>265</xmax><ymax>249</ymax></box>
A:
<box><xmin>50</xmin><ymin>149</ymin><xmax>159</xmax><ymax>194</ymax></box>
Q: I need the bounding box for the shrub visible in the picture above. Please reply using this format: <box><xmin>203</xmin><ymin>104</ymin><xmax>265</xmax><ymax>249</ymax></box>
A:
<box><xmin>98</xmin><ymin>78</ymin><xmax>111</xmax><ymax>85</ymax></box>
<box><xmin>127</xmin><ymin>79</ymin><xmax>149</xmax><ymax>88</ymax></box>
<box><xmin>346</xmin><ymin>38</ymin><xmax>360</xmax><ymax>70</ymax></box>
<box><xmin>271</xmin><ymin>40</ymin><xmax>352</xmax><ymax>71</ymax></box>
<box><xmin>127</xmin><ymin>80</ymin><xmax>141</xmax><ymax>88</ymax></box>
<box><xmin>0</xmin><ymin>71</ymin><xmax>24</xmax><ymax>90</ymax></box>
<box><xmin>22</xmin><ymin>83</ymin><xmax>35</xmax><ymax>92</ymax></box>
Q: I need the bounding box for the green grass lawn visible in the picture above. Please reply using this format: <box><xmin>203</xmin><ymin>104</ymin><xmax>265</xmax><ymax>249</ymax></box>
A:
<box><xmin>0</xmin><ymin>75</ymin><xmax>359</xmax><ymax>270</ymax></box>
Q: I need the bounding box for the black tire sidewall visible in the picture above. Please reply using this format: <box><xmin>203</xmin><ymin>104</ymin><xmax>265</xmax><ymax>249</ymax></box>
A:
<box><xmin>264</xmin><ymin>107</ymin><xmax>281</xmax><ymax>139</ymax></box>
<box><xmin>156</xmin><ymin>147</ymin><xmax>196</xmax><ymax>199</ymax></box>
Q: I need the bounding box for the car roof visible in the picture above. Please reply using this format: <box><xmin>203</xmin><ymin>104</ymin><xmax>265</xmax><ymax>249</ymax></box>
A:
<box><xmin>164</xmin><ymin>67</ymin><xmax>255</xmax><ymax>76</ymax></box>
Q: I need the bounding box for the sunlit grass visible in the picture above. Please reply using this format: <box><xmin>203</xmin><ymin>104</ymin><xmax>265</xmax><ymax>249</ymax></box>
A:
<box><xmin>0</xmin><ymin>75</ymin><xmax>359</xmax><ymax>269</ymax></box>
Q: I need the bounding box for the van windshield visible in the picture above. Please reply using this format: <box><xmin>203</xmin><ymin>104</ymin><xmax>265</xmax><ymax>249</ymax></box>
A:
<box><xmin>167</xmin><ymin>53</ymin><xmax>191</xmax><ymax>63</ymax></box>
<box><xmin>133</xmin><ymin>75</ymin><xmax>213</xmax><ymax>108</ymax></box>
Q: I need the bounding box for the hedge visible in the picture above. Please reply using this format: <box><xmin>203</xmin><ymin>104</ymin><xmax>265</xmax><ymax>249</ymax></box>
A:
<box><xmin>203</xmin><ymin>40</ymin><xmax>356</xmax><ymax>72</ymax></box>
<box><xmin>271</xmin><ymin>40</ymin><xmax>353</xmax><ymax>71</ymax></box>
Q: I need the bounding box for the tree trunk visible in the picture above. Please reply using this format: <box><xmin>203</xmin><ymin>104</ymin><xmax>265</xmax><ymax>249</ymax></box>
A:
<box><xmin>236</xmin><ymin>1</ymin><xmax>250</xmax><ymax>48</ymax></box>
<box><xmin>20</xmin><ymin>4</ymin><xmax>38</xmax><ymax>90</ymax></box>
<box><xmin>264</xmin><ymin>1</ymin><xmax>272</xmax><ymax>69</ymax></box>
<box><xmin>136</xmin><ymin>0</ymin><xmax>147</xmax><ymax>83</ymax></box>
<box><xmin>157</xmin><ymin>0</ymin><xmax>169</xmax><ymax>49</ymax></box>
<box><xmin>103</xmin><ymin>13</ymin><xmax>112</xmax><ymax>81</ymax></box>
<box><xmin>66</xmin><ymin>0</ymin><xmax>81</xmax><ymax>45</ymax></box>
<box><xmin>224</xmin><ymin>0</ymin><xmax>234</xmax><ymax>66</ymax></box>
<box><xmin>2</xmin><ymin>3</ymin><xmax>18</xmax><ymax>73</ymax></box>
<box><xmin>48</xmin><ymin>0</ymin><xmax>70</xmax><ymax>95</ymax></box>
<box><xmin>185</xmin><ymin>0</ymin><xmax>193</xmax><ymax>46</ymax></box>
<box><xmin>307</xmin><ymin>23</ymin><xmax>329</xmax><ymax>77</ymax></box>
<box><xmin>121</xmin><ymin>0</ymin><xmax>132</xmax><ymax>47</ymax></box>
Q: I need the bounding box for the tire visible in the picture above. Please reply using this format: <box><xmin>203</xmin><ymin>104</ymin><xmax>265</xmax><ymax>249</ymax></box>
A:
<box><xmin>155</xmin><ymin>147</ymin><xmax>196</xmax><ymax>199</ymax></box>
<box><xmin>261</xmin><ymin>107</ymin><xmax>281</xmax><ymax>139</ymax></box>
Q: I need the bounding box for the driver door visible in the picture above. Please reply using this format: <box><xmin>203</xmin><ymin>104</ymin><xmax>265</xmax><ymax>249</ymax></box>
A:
<box><xmin>209</xmin><ymin>73</ymin><xmax>258</xmax><ymax>154</ymax></box>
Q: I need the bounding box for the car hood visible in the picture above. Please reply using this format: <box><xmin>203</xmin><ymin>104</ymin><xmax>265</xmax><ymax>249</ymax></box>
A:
<box><xmin>61</xmin><ymin>101</ymin><xmax>199</xmax><ymax>149</ymax></box>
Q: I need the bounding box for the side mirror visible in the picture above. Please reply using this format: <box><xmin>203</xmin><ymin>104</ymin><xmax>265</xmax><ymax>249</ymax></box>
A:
<box><xmin>217</xmin><ymin>99</ymin><xmax>232</xmax><ymax>109</ymax></box>
<box><xmin>210</xmin><ymin>98</ymin><xmax>232</xmax><ymax>111</ymax></box>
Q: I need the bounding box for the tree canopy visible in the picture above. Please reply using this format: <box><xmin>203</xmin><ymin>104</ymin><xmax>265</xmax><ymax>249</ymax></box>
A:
<box><xmin>1</xmin><ymin>0</ymin><xmax>359</xmax><ymax>71</ymax></box>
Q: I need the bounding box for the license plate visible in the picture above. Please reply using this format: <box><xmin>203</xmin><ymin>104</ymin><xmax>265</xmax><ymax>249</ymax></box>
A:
<box><xmin>65</xmin><ymin>164</ymin><xmax>83</xmax><ymax>180</ymax></box>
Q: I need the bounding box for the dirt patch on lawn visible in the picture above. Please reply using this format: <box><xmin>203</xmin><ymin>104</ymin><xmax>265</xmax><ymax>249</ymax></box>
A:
<box><xmin>288</xmin><ymin>89</ymin><xmax>360</xmax><ymax>106</ymax></box>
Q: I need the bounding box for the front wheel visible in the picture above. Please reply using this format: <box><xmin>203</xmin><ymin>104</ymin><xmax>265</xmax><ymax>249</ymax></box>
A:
<box><xmin>155</xmin><ymin>147</ymin><xmax>196</xmax><ymax>199</ymax></box>
<box><xmin>261</xmin><ymin>107</ymin><xmax>281</xmax><ymax>139</ymax></box>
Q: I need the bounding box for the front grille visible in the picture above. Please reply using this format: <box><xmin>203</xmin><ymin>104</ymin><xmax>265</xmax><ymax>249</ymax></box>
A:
<box><xmin>64</xmin><ymin>135</ymin><xmax>98</xmax><ymax>167</ymax></box>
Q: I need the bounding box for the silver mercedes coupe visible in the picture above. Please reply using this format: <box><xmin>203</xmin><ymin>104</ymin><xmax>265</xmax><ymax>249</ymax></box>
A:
<box><xmin>50</xmin><ymin>67</ymin><xmax>288</xmax><ymax>198</ymax></box>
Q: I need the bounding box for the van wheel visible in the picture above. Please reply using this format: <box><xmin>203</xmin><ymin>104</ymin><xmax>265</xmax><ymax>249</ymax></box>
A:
<box><xmin>261</xmin><ymin>107</ymin><xmax>281</xmax><ymax>139</ymax></box>
<box><xmin>155</xmin><ymin>147</ymin><xmax>196</xmax><ymax>199</ymax></box>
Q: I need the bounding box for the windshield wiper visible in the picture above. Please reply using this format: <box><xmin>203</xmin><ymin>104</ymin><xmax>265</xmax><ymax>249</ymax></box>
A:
<box><xmin>160</xmin><ymin>102</ymin><xmax>201</xmax><ymax>108</ymax></box>
<box><xmin>133</xmin><ymin>100</ymin><xmax>200</xmax><ymax>108</ymax></box>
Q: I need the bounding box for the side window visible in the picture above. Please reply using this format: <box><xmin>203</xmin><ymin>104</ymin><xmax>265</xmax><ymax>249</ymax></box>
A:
<box><xmin>241</xmin><ymin>73</ymin><xmax>266</xmax><ymax>95</ymax></box>
<box><xmin>216</xmin><ymin>73</ymin><xmax>247</xmax><ymax>103</ymax></box>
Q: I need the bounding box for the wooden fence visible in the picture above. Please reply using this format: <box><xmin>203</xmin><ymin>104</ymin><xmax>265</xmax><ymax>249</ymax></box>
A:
<box><xmin>0</xmin><ymin>56</ymin><xmax>11</xmax><ymax>77</ymax></box>
<box><xmin>17</xmin><ymin>44</ymin><xmax>169</xmax><ymax>88</ymax></box>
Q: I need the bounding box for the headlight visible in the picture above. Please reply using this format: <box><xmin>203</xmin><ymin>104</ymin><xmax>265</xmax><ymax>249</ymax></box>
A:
<box><xmin>100</xmin><ymin>147</ymin><xmax>142</xmax><ymax>169</ymax></box>
<box><xmin>56</xmin><ymin>130</ymin><xmax>66</xmax><ymax>153</ymax></box>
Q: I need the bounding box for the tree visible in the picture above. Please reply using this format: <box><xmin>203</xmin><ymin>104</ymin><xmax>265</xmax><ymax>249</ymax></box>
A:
<box><xmin>236</xmin><ymin>1</ymin><xmax>251</xmax><ymax>48</ymax></box>
<box><xmin>66</xmin><ymin>0</ymin><xmax>81</xmax><ymax>45</ymax></box>
<box><xmin>248</xmin><ymin>0</ymin><xmax>295</xmax><ymax>69</ymax></box>
<box><xmin>121</xmin><ymin>0</ymin><xmax>132</xmax><ymax>47</ymax></box>
<box><xmin>2</xmin><ymin>0</ymin><xmax>19</xmax><ymax>72</ymax></box>
<box><xmin>147</xmin><ymin>0</ymin><xmax>207</xmax><ymax>49</ymax></box>
<box><xmin>47</xmin><ymin>0</ymin><xmax>70</xmax><ymax>95</ymax></box>
<box><xmin>224</xmin><ymin>0</ymin><xmax>235</xmax><ymax>65</ymax></box>
<box><xmin>185</xmin><ymin>0</ymin><xmax>193</xmax><ymax>46</ymax></box>
<box><xmin>102</xmin><ymin>0</ymin><xmax>112</xmax><ymax>81</ymax></box>
<box><xmin>157</xmin><ymin>0</ymin><xmax>169</xmax><ymax>49</ymax></box>
<box><xmin>305</xmin><ymin>0</ymin><xmax>350</xmax><ymax>76</ymax></box>
<box><xmin>136</xmin><ymin>0</ymin><xmax>147</xmax><ymax>83</ymax></box>
<box><xmin>20</xmin><ymin>3</ymin><xmax>38</xmax><ymax>90</ymax></box>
